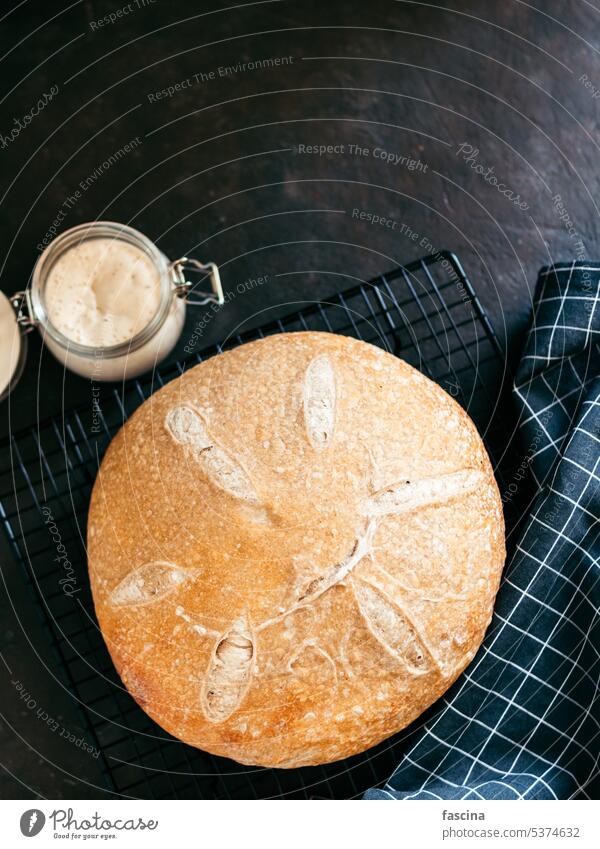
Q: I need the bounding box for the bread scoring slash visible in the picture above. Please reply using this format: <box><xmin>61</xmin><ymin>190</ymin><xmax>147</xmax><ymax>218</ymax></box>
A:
<box><xmin>88</xmin><ymin>332</ymin><xmax>505</xmax><ymax>768</ymax></box>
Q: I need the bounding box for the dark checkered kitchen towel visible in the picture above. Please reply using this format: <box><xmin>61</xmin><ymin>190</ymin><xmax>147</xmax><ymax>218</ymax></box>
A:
<box><xmin>365</xmin><ymin>262</ymin><xmax>600</xmax><ymax>800</ymax></box>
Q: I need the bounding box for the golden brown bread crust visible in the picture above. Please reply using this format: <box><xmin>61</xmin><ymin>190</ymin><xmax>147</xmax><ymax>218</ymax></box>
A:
<box><xmin>87</xmin><ymin>332</ymin><xmax>505</xmax><ymax>768</ymax></box>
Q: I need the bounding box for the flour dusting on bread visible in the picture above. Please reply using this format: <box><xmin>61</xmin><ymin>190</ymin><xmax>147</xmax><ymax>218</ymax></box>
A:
<box><xmin>303</xmin><ymin>354</ymin><xmax>336</xmax><ymax>450</ymax></box>
<box><xmin>165</xmin><ymin>404</ymin><xmax>260</xmax><ymax>504</ymax></box>
<box><xmin>353</xmin><ymin>579</ymin><xmax>432</xmax><ymax>673</ymax></box>
<box><xmin>202</xmin><ymin>616</ymin><xmax>254</xmax><ymax>723</ymax></box>
<box><xmin>109</xmin><ymin>561</ymin><xmax>191</xmax><ymax>606</ymax></box>
<box><xmin>363</xmin><ymin>469</ymin><xmax>486</xmax><ymax>517</ymax></box>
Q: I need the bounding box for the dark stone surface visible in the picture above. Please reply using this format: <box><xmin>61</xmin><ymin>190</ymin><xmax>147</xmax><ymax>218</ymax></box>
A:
<box><xmin>0</xmin><ymin>0</ymin><xmax>598</xmax><ymax>798</ymax></box>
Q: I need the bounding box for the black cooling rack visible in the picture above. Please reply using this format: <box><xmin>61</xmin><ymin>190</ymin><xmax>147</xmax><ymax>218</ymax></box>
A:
<box><xmin>0</xmin><ymin>251</ymin><xmax>510</xmax><ymax>799</ymax></box>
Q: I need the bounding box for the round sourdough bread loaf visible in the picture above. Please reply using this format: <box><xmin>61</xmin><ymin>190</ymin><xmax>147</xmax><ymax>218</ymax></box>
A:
<box><xmin>88</xmin><ymin>332</ymin><xmax>505</xmax><ymax>768</ymax></box>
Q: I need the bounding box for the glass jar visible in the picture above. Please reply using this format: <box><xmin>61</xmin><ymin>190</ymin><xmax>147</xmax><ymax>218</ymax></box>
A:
<box><xmin>0</xmin><ymin>290</ymin><xmax>27</xmax><ymax>403</ymax></box>
<box><xmin>9</xmin><ymin>221</ymin><xmax>222</xmax><ymax>385</ymax></box>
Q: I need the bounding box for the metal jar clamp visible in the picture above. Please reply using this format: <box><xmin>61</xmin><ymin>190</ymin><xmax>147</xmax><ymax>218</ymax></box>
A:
<box><xmin>170</xmin><ymin>257</ymin><xmax>224</xmax><ymax>306</ymax></box>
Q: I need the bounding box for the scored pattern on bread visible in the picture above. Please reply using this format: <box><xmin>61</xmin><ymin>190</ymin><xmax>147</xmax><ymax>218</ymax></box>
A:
<box><xmin>352</xmin><ymin>579</ymin><xmax>432</xmax><ymax>673</ymax></box>
<box><xmin>296</xmin><ymin>519</ymin><xmax>376</xmax><ymax>603</ymax></box>
<box><xmin>362</xmin><ymin>469</ymin><xmax>486</xmax><ymax>517</ymax></box>
<box><xmin>90</xmin><ymin>334</ymin><xmax>505</xmax><ymax>766</ymax></box>
<box><xmin>165</xmin><ymin>404</ymin><xmax>260</xmax><ymax>504</ymax></box>
<box><xmin>201</xmin><ymin>616</ymin><xmax>255</xmax><ymax>723</ymax></box>
<box><xmin>370</xmin><ymin>559</ymin><xmax>469</xmax><ymax>603</ymax></box>
<box><xmin>107</xmin><ymin>465</ymin><xmax>486</xmax><ymax>713</ymax></box>
<box><xmin>257</xmin><ymin>519</ymin><xmax>377</xmax><ymax>631</ymax></box>
<box><xmin>109</xmin><ymin>466</ymin><xmax>484</xmax><ymax>702</ymax></box>
<box><xmin>287</xmin><ymin>639</ymin><xmax>338</xmax><ymax>684</ymax></box>
<box><xmin>109</xmin><ymin>561</ymin><xmax>192</xmax><ymax>606</ymax></box>
<box><xmin>303</xmin><ymin>354</ymin><xmax>336</xmax><ymax>450</ymax></box>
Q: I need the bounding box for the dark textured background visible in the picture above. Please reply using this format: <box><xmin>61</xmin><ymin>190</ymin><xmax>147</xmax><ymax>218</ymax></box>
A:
<box><xmin>0</xmin><ymin>0</ymin><xmax>598</xmax><ymax>798</ymax></box>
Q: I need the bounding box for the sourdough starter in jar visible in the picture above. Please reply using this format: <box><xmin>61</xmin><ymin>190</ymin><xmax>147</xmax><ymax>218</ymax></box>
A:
<box><xmin>45</xmin><ymin>239</ymin><xmax>162</xmax><ymax>347</ymax></box>
<box><xmin>0</xmin><ymin>290</ymin><xmax>22</xmax><ymax>400</ymax></box>
<box><xmin>40</xmin><ymin>235</ymin><xmax>185</xmax><ymax>381</ymax></box>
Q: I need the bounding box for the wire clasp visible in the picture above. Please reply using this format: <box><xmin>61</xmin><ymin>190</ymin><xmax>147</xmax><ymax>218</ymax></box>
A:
<box><xmin>170</xmin><ymin>257</ymin><xmax>224</xmax><ymax>306</ymax></box>
<box><xmin>10</xmin><ymin>290</ymin><xmax>36</xmax><ymax>333</ymax></box>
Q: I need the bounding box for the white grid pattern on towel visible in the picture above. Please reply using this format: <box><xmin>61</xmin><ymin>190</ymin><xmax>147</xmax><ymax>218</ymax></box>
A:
<box><xmin>366</xmin><ymin>261</ymin><xmax>600</xmax><ymax>801</ymax></box>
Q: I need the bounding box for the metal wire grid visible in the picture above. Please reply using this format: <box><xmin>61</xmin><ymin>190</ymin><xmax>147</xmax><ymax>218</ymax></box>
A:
<box><xmin>0</xmin><ymin>251</ymin><xmax>507</xmax><ymax>799</ymax></box>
